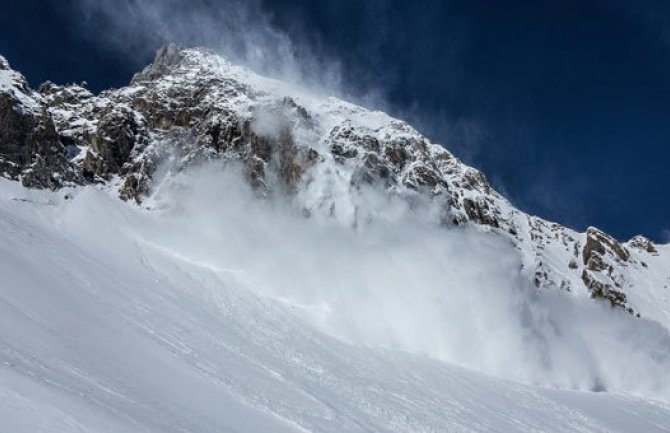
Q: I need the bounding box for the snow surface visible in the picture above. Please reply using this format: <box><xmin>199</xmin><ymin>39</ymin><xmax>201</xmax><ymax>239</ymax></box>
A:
<box><xmin>2</xmin><ymin>171</ymin><xmax>670</xmax><ymax>432</ymax></box>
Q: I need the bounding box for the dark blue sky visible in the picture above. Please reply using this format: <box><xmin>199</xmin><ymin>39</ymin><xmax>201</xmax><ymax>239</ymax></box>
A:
<box><xmin>1</xmin><ymin>0</ymin><xmax>669</xmax><ymax>241</ymax></box>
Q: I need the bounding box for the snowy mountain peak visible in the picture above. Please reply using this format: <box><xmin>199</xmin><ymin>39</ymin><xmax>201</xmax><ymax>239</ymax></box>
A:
<box><xmin>0</xmin><ymin>54</ymin><xmax>10</xmax><ymax>70</ymax></box>
<box><xmin>0</xmin><ymin>45</ymin><xmax>669</xmax><ymax>322</ymax></box>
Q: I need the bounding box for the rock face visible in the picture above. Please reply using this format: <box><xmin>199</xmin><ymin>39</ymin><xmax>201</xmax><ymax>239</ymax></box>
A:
<box><xmin>1</xmin><ymin>45</ymin><xmax>668</xmax><ymax>317</ymax></box>
<box><xmin>0</xmin><ymin>56</ymin><xmax>75</xmax><ymax>189</ymax></box>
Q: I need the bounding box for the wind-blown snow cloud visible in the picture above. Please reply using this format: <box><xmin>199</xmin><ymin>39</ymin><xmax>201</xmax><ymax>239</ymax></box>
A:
<box><xmin>70</xmin><ymin>0</ymin><xmax>344</xmax><ymax>94</ymax></box>
<box><xmin>66</xmin><ymin>0</ymin><xmax>491</xmax><ymax>168</ymax></box>
<box><xmin>134</xmin><ymin>161</ymin><xmax>670</xmax><ymax>399</ymax></box>
<box><xmin>67</xmin><ymin>0</ymin><xmax>477</xmax><ymax>134</ymax></box>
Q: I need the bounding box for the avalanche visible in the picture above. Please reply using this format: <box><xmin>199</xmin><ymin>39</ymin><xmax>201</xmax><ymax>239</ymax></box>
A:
<box><xmin>1</xmin><ymin>170</ymin><xmax>670</xmax><ymax>433</ymax></box>
<box><xmin>2</xmin><ymin>44</ymin><xmax>670</xmax><ymax>432</ymax></box>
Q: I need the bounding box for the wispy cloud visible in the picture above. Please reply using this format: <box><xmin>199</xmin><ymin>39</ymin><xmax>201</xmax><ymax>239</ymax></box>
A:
<box><xmin>69</xmin><ymin>0</ymin><xmax>345</xmax><ymax>95</ymax></box>
<box><xmin>66</xmin><ymin>0</ymin><xmax>487</xmax><ymax>164</ymax></box>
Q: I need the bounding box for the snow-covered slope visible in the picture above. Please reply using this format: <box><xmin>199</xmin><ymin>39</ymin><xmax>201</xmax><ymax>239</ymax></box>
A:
<box><xmin>2</xmin><ymin>178</ymin><xmax>670</xmax><ymax>433</ymax></box>
<box><xmin>1</xmin><ymin>45</ymin><xmax>670</xmax><ymax>431</ymax></box>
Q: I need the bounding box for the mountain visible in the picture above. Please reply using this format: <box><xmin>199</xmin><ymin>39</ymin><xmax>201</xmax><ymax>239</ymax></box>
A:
<box><xmin>1</xmin><ymin>45</ymin><xmax>670</xmax><ymax>432</ymax></box>
<box><xmin>2</xmin><ymin>44</ymin><xmax>668</xmax><ymax>321</ymax></box>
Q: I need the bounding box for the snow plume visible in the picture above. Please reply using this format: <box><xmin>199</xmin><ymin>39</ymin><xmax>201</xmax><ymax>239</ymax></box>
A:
<box><xmin>71</xmin><ymin>0</ymin><xmax>344</xmax><ymax>94</ymax></box>
<box><xmin>130</xmin><ymin>161</ymin><xmax>670</xmax><ymax>400</ymax></box>
<box><xmin>66</xmin><ymin>0</ymin><xmax>487</xmax><ymax>161</ymax></box>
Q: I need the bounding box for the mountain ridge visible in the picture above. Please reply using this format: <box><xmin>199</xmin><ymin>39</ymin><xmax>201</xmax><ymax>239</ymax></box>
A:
<box><xmin>0</xmin><ymin>44</ymin><xmax>668</xmax><ymax>323</ymax></box>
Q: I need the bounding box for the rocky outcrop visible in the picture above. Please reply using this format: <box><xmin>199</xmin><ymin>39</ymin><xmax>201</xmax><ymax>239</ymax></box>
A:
<box><xmin>583</xmin><ymin>227</ymin><xmax>630</xmax><ymax>265</ymax></box>
<box><xmin>463</xmin><ymin>198</ymin><xmax>500</xmax><ymax>228</ymax></box>
<box><xmin>576</xmin><ymin>227</ymin><xmax>634</xmax><ymax>311</ymax></box>
<box><xmin>628</xmin><ymin>235</ymin><xmax>658</xmax><ymax>254</ymax></box>
<box><xmin>581</xmin><ymin>269</ymin><xmax>632</xmax><ymax>313</ymax></box>
<box><xmin>0</xmin><ymin>57</ymin><xmax>74</xmax><ymax>189</ymax></box>
<box><xmin>82</xmin><ymin>105</ymin><xmax>149</xmax><ymax>181</ymax></box>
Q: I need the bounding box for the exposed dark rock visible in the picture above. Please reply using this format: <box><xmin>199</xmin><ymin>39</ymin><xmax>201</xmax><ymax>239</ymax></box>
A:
<box><xmin>463</xmin><ymin>198</ymin><xmax>499</xmax><ymax>228</ymax></box>
<box><xmin>586</xmin><ymin>252</ymin><xmax>610</xmax><ymax>273</ymax></box>
<box><xmin>629</xmin><ymin>235</ymin><xmax>658</xmax><ymax>254</ymax></box>
<box><xmin>583</xmin><ymin>227</ymin><xmax>630</xmax><ymax>265</ymax></box>
<box><xmin>384</xmin><ymin>144</ymin><xmax>409</xmax><ymax>169</ymax></box>
<box><xmin>305</xmin><ymin>148</ymin><xmax>319</xmax><ymax>167</ymax></box>
<box><xmin>581</xmin><ymin>269</ymin><xmax>630</xmax><ymax>312</ymax></box>
<box><xmin>331</xmin><ymin>143</ymin><xmax>359</xmax><ymax>160</ymax></box>
<box><xmin>462</xmin><ymin>169</ymin><xmax>490</xmax><ymax>192</ymax></box>
<box><xmin>410</xmin><ymin>165</ymin><xmax>443</xmax><ymax>187</ymax></box>
<box><xmin>363</xmin><ymin>153</ymin><xmax>391</xmax><ymax>181</ymax></box>
<box><xmin>0</xmin><ymin>81</ymin><xmax>73</xmax><ymax>189</ymax></box>
<box><xmin>275</xmin><ymin>126</ymin><xmax>302</xmax><ymax>190</ymax></box>
<box><xmin>82</xmin><ymin>106</ymin><xmax>148</xmax><ymax>180</ymax></box>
